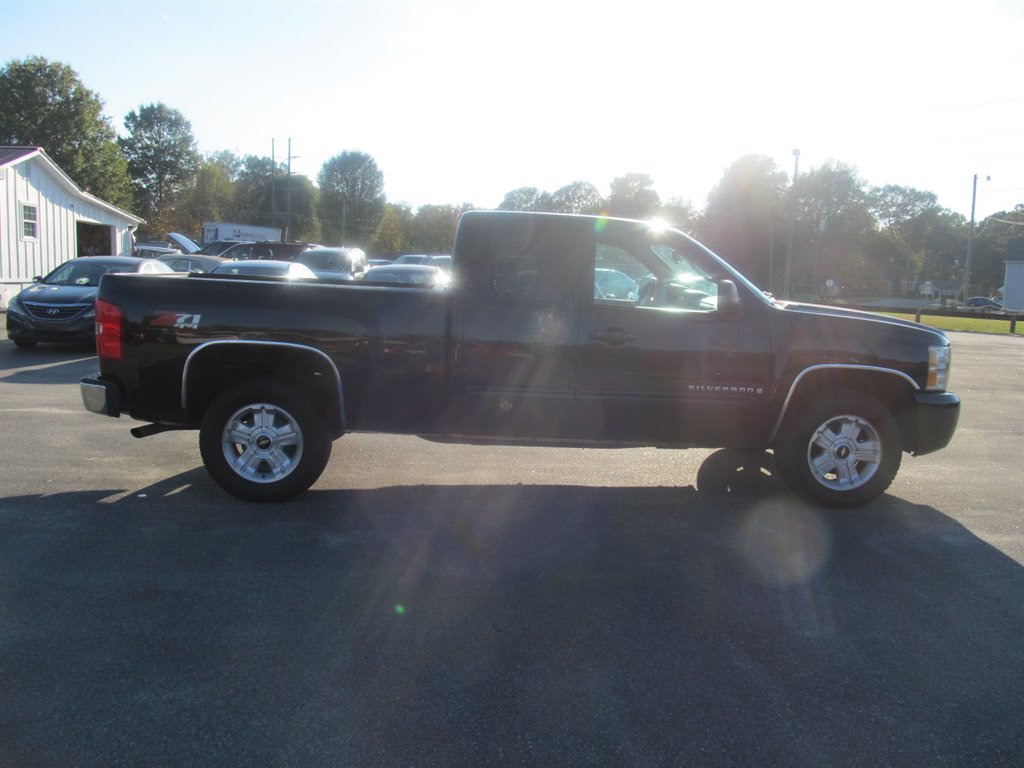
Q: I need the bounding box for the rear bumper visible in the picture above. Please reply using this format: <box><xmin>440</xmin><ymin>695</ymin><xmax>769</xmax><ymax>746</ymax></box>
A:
<box><xmin>908</xmin><ymin>391</ymin><xmax>960</xmax><ymax>456</ymax></box>
<box><xmin>81</xmin><ymin>374</ymin><xmax>122</xmax><ymax>417</ymax></box>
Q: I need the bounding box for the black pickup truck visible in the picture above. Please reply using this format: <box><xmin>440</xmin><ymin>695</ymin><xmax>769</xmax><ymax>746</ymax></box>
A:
<box><xmin>80</xmin><ymin>210</ymin><xmax>960</xmax><ymax>506</ymax></box>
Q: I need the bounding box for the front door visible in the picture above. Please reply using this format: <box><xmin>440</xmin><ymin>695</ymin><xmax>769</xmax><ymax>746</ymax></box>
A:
<box><xmin>576</xmin><ymin>221</ymin><xmax>774</xmax><ymax>446</ymax></box>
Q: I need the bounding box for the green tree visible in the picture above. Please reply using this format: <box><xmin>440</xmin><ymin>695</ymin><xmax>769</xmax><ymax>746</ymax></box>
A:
<box><xmin>278</xmin><ymin>172</ymin><xmax>320</xmax><ymax>243</ymax></box>
<box><xmin>791</xmin><ymin>162</ymin><xmax>874</xmax><ymax>296</ymax></box>
<box><xmin>973</xmin><ymin>206</ymin><xmax>1024</xmax><ymax>295</ymax></box>
<box><xmin>550</xmin><ymin>181</ymin><xmax>604</xmax><ymax>214</ymax></box>
<box><xmin>369</xmin><ymin>203</ymin><xmax>414</xmax><ymax>258</ymax></box>
<box><xmin>700</xmin><ymin>155</ymin><xmax>788</xmax><ymax>288</ymax></box>
<box><xmin>606</xmin><ymin>173</ymin><xmax>661</xmax><ymax>219</ymax></box>
<box><xmin>659</xmin><ymin>198</ymin><xmax>698</xmax><ymax>230</ymax></box>
<box><xmin>410</xmin><ymin>204</ymin><xmax>466</xmax><ymax>253</ymax></box>
<box><xmin>317</xmin><ymin>151</ymin><xmax>385</xmax><ymax>246</ymax></box>
<box><xmin>178</xmin><ymin>152</ymin><xmax>239</xmax><ymax>239</ymax></box>
<box><xmin>0</xmin><ymin>56</ymin><xmax>132</xmax><ymax>208</ymax></box>
<box><xmin>867</xmin><ymin>184</ymin><xmax>941</xmax><ymax>288</ymax></box>
<box><xmin>497</xmin><ymin>187</ymin><xmax>548</xmax><ymax>211</ymax></box>
<box><xmin>120</xmin><ymin>103</ymin><xmax>200</xmax><ymax>234</ymax></box>
<box><xmin>910</xmin><ymin>206</ymin><xmax>967</xmax><ymax>286</ymax></box>
<box><xmin>232</xmin><ymin>154</ymin><xmax>276</xmax><ymax>226</ymax></box>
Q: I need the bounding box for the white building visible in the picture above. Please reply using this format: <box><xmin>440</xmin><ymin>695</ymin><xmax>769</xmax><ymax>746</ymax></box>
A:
<box><xmin>0</xmin><ymin>146</ymin><xmax>143</xmax><ymax>309</ymax></box>
<box><xmin>1003</xmin><ymin>261</ymin><xmax>1024</xmax><ymax>312</ymax></box>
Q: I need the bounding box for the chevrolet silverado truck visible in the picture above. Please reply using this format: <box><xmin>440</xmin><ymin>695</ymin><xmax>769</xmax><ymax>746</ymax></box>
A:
<box><xmin>80</xmin><ymin>210</ymin><xmax>960</xmax><ymax>506</ymax></box>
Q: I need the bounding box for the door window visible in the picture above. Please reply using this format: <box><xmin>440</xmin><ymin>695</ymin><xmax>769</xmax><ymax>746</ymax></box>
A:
<box><xmin>593</xmin><ymin>230</ymin><xmax>720</xmax><ymax>313</ymax></box>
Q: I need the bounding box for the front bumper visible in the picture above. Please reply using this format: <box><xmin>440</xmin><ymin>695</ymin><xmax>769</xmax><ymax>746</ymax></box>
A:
<box><xmin>81</xmin><ymin>374</ymin><xmax>122</xmax><ymax>417</ymax></box>
<box><xmin>908</xmin><ymin>391</ymin><xmax>960</xmax><ymax>456</ymax></box>
<box><xmin>6</xmin><ymin>311</ymin><xmax>96</xmax><ymax>344</ymax></box>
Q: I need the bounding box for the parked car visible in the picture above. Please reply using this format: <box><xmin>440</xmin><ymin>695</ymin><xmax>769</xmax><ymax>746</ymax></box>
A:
<box><xmin>6</xmin><ymin>256</ymin><xmax>174</xmax><ymax>348</ymax></box>
<box><xmin>393</xmin><ymin>254</ymin><xmax>433</xmax><ymax>265</ymax></box>
<box><xmin>427</xmin><ymin>255</ymin><xmax>452</xmax><ymax>271</ymax></box>
<box><xmin>134</xmin><ymin>244</ymin><xmax>182</xmax><ymax>259</ymax></box>
<box><xmin>965</xmin><ymin>296</ymin><xmax>1002</xmax><ymax>309</ymax></box>
<box><xmin>594</xmin><ymin>267</ymin><xmax>639</xmax><ymax>300</ymax></box>
<box><xmin>158</xmin><ymin>254</ymin><xmax>227</xmax><ymax>273</ymax></box>
<box><xmin>196</xmin><ymin>240</ymin><xmax>254</xmax><ymax>256</ymax></box>
<box><xmin>167</xmin><ymin>232</ymin><xmax>201</xmax><ymax>253</ymax></box>
<box><xmin>295</xmin><ymin>247</ymin><xmax>368</xmax><ymax>280</ymax></box>
<box><xmin>197</xmin><ymin>240</ymin><xmax>316</xmax><ymax>261</ymax></box>
<box><xmin>133</xmin><ymin>232</ymin><xmax>200</xmax><ymax>255</ymax></box>
<box><xmin>358</xmin><ymin>263</ymin><xmax>448</xmax><ymax>288</ymax></box>
<box><xmin>209</xmin><ymin>260</ymin><xmax>317</xmax><ymax>280</ymax></box>
<box><xmin>247</xmin><ymin>242</ymin><xmax>318</xmax><ymax>261</ymax></box>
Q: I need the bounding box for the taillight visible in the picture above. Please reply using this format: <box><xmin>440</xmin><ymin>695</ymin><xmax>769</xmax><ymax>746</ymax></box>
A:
<box><xmin>95</xmin><ymin>299</ymin><xmax>123</xmax><ymax>360</ymax></box>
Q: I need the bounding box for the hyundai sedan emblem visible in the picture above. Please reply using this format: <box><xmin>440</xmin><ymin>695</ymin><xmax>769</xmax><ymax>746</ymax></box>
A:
<box><xmin>47</xmin><ymin>308</ymin><xmax>61</xmax><ymax>315</ymax></box>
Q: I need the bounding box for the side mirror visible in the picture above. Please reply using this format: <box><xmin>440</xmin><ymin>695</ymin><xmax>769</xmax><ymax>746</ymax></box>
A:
<box><xmin>32</xmin><ymin>275</ymin><xmax>42</xmax><ymax>283</ymax></box>
<box><xmin>717</xmin><ymin>279</ymin><xmax>742</xmax><ymax>319</ymax></box>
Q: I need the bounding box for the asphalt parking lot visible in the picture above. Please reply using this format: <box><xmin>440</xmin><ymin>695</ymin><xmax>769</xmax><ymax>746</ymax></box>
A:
<box><xmin>1</xmin><ymin>329</ymin><xmax>1021</xmax><ymax>767</ymax></box>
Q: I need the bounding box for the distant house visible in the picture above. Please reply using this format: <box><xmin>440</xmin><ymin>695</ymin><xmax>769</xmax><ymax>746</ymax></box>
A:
<box><xmin>918</xmin><ymin>280</ymin><xmax>960</xmax><ymax>300</ymax></box>
<box><xmin>0</xmin><ymin>146</ymin><xmax>143</xmax><ymax>309</ymax></box>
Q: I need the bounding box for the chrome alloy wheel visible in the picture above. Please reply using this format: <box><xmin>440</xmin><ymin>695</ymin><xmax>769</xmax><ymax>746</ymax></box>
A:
<box><xmin>806</xmin><ymin>413</ymin><xmax>882</xmax><ymax>491</ymax></box>
<box><xmin>221</xmin><ymin>402</ymin><xmax>304</xmax><ymax>484</ymax></box>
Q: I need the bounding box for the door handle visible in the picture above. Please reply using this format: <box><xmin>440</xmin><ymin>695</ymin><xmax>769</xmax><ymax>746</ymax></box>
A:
<box><xmin>589</xmin><ymin>328</ymin><xmax>637</xmax><ymax>346</ymax></box>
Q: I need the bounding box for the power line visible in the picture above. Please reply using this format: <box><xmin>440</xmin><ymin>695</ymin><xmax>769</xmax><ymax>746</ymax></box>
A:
<box><xmin>921</xmin><ymin>97</ymin><xmax>1024</xmax><ymax>113</ymax></box>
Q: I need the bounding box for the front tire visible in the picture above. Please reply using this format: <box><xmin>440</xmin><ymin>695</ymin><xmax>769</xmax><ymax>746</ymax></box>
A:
<box><xmin>199</xmin><ymin>384</ymin><xmax>332</xmax><ymax>502</ymax></box>
<box><xmin>774</xmin><ymin>390</ymin><xmax>901</xmax><ymax>508</ymax></box>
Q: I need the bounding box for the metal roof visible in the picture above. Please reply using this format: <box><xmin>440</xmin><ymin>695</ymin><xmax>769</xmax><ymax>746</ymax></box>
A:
<box><xmin>0</xmin><ymin>146</ymin><xmax>41</xmax><ymax>167</ymax></box>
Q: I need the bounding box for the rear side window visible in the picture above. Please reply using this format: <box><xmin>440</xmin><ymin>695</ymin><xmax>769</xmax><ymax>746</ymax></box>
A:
<box><xmin>456</xmin><ymin>216</ymin><xmax>570</xmax><ymax>304</ymax></box>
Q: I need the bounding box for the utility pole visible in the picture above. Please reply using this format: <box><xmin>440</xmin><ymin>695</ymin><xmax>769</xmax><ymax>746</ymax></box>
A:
<box><xmin>961</xmin><ymin>173</ymin><xmax>990</xmax><ymax>301</ymax></box>
<box><xmin>271</xmin><ymin>139</ymin><xmax>276</xmax><ymax>233</ymax></box>
<box><xmin>783</xmin><ymin>149</ymin><xmax>800</xmax><ymax>300</ymax></box>
<box><xmin>286</xmin><ymin>138</ymin><xmax>292</xmax><ymax>242</ymax></box>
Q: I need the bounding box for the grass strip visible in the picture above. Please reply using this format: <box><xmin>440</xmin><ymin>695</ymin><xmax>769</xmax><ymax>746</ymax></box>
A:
<box><xmin>876</xmin><ymin>312</ymin><xmax>1021</xmax><ymax>336</ymax></box>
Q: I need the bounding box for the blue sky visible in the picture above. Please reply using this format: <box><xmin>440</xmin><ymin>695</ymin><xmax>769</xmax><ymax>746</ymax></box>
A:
<box><xmin>2</xmin><ymin>0</ymin><xmax>1022</xmax><ymax>219</ymax></box>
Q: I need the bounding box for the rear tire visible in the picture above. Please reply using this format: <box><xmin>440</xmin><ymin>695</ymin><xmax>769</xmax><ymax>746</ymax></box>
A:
<box><xmin>774</xmin><ymin>390</ymin><xmax>901</xmax><ymax>508</ymax></box>
<box><xmin>13</xmin><ymin>339</ymin><xmax>37</xmax><ymax>349</ymax></box>
<box><xmin>199</xmin><ymin>384</ymin><xmax>331</xmax><ymax>502</ymax></box>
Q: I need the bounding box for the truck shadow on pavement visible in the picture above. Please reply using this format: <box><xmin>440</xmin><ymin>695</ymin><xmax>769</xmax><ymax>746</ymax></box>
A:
<box><xmin>2</xmin><ymin>456</ymin><xmax>1021</xmax><ymax>766</ymax></box>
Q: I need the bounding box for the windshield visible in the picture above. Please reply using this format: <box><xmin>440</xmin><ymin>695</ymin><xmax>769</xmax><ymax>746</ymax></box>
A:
<box><xmin>654</xmin><ymin>229</ymin><xmax>774</xmax><ymax>306</ymax></box>
<box><xmin>197</xmin><ymin>241</ymin><xmax>242</xmax><ymax>256</ymax></box>
<box><xmin>649</xmin><ymin>244</ymin><xmax>717</xmax><ymax>294</ymax></box>
<box><xmin>43</xmin><ymin>260</ymin><xmax>124</xmax><ymax>287</ymax></box>
<box><xmin>299</xmin><ymin>251</ymin><xmax>349</xmax><ymax>271</ymax></box>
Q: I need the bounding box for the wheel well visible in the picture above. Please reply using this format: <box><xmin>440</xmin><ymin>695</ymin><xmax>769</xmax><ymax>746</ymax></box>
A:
<box><xmin>774</xmin><ymin>368</ymin><xmax>917</xmax><ymax>446</ymax></box>
<box><xmin>183</xmin><ymin>343</ymin><xmax>345</xmax><ymax>437</ymax></box>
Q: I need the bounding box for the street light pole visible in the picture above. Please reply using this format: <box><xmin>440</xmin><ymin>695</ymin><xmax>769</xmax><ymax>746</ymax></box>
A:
<box><xmin>961</xmin><ymin>173</ymin><xmax>990</xmax><ymax>301</ymax></box>
<box><xmin>783</xmin><ymin>149</ymin><xmax>800</xmax><ymax>300</ymax></box>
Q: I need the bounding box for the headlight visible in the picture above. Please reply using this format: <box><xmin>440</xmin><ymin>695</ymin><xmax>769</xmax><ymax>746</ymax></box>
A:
<box><xmin>927</xmin><ymin>345</ymin><xmax>951</xmax><ymax>391</ymax></box>
<box><xmin>6</xmin><ymin>296</ymin><xmax>27</xmax><ymax>317</ymax></box>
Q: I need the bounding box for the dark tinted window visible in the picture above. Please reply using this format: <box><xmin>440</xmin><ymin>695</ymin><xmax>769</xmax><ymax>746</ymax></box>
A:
<box><xmin>456</xmin><ymin>213</ymin><xmax>574</xmax><ymax>305</ymax></box>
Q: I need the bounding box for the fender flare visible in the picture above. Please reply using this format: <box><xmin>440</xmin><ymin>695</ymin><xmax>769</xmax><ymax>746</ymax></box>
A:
<box><xmin>769</xmin><ymin>363</ymin><xmax>919</xmax><ymax>443</ymax></box>
<box><xmin>181</xmin><ymin>340</ymin><xmax>346</xmax><ymax>432</ymax></box>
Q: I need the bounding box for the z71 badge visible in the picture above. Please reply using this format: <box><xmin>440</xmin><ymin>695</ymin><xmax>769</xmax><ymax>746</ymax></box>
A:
<box><xmin>151</xmin><ymin>312</ymin><xmax>202</xmax><ymax>330</ymax></box>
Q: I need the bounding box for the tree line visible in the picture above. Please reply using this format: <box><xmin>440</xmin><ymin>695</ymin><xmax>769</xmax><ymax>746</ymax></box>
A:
<box><xmin>2</xmin><ymin>56</ymin><xmax>1020</xmax><ymax>298</ymax></box>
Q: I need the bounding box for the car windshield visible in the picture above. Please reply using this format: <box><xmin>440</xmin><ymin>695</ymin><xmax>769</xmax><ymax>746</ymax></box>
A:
<box><xmin>197</xmin><ymin>241</ymin><xmax>239</xmax><ymax>256</ymax></box>
<box><xmin>652</xmin><ymin>229</ymin><xmax>774</xmax><ymax>305</ymax></box>
<box><xmin>299</xmin><ymin>251</ymin><xmax>349</xmax><ymax>271</ymax></box>
<box><xmin>43</xmin><ymin>260</ymin><xmax>125</xmax><ymax>287</ymax></box>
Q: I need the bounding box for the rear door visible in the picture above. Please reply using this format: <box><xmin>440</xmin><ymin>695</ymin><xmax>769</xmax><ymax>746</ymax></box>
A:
<box><xmin>448</xmin><ymin>213</ymin><xmax>588</xmax><ymax>439</ymax></box>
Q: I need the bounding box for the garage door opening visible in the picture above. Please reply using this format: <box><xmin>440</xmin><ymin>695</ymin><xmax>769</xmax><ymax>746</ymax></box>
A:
<box><xmin>77</xmin><ymin>222</ymin><xmax>114</xmax><ymax>256</ymax></box>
